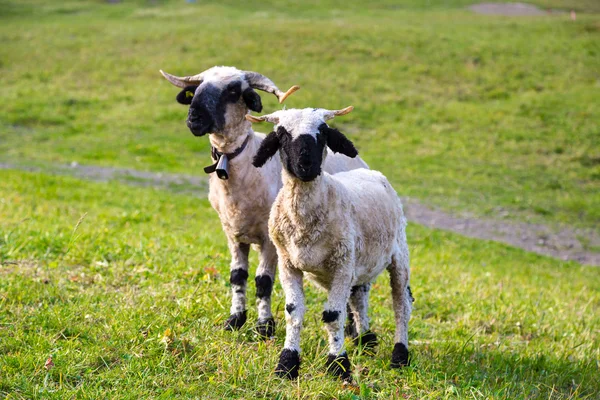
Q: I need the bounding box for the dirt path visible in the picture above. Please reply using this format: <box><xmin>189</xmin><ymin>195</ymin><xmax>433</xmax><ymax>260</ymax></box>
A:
<box><xmin>468</xmin><ymin>3</ymin><xmax>558</xmax><ymax>16</ymax></box>
<box><xmin>2</xmin><ymin>161</ymin><xmax>598</xmax><ymax>266</ymax></box>
<box><xmin>403</xmin><ymin>199</ymin><xmax>598</xmax><ymax>265</ymax></box>
<box><xmin>0</xmin><ymin>161</ymin><xmax>208</xmax><ymax>195</ymax></box>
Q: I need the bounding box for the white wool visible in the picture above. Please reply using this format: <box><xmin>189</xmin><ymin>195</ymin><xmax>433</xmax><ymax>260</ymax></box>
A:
<box><xmin>194</xmin><ymin>66</ymin><xmax>251</xmax><ymax>92</ymax></box>
<box><xmin>199</xmin><ymin>91</ymin><xmax>368</xmax><ymax>327</ymax></box>
<box><xmin>265</xmin><ymin>108</ymin><xmax>412</xmax><ymax>368</ymax></box>
<box><xmin>266</xmin><ymin>107</ymin><xmax>336</xmax><ymax>139</ymax></box>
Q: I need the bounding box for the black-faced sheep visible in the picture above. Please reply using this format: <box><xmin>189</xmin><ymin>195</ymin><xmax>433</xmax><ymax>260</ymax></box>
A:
<box><xmin>249</xmin><ymin>107</ymin><xmax>412</xmax><ymax>380</ymax></box>
<box><xmin>160</xmin><ymin>67</ymin><xmax>368</xmax><ymax>337</ymax></box>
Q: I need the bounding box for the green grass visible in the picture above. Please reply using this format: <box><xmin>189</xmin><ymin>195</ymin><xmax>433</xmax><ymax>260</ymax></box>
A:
<box><xmin>1</xmin><ymin>1</ymin><xmax>599</xmax><ymax>398</ymax></box>
<box><xmin>1</xmin><ymin>170</ymin><xmax>599</xmax><ymax>399</ymax></box>
<box><xmin>1</xmin><ymin>0</ymin><xmax>599</xmax><ymax>229</ymax></box>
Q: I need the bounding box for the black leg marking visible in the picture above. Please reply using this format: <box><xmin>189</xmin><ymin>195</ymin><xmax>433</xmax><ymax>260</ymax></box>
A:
<box><xmin>224</xmin><ymin>310</ymin><xmax>247</xmax><ymax>331</ymax></box>
<box><xmin>285</xmin><ymin>303</ymin><xmax>296</xmax><ymax>314</ymax></box>
<box><xmin>255</xmin><ymin>275</ymin><xmax>273</xmax><ymax>299</ymax></box>
<box><xmin>346</xmin><ymin>285</ymin><xmax>367</xmax><ymax>338</ymax></box>
<box><xmin>391</xmin><ymin>342</ymin><xmax>410</xmax><ymax>368</ymax></box>
<box><xmin>351</xmin><ymin>284</ymin><xmax>367</xmax><ymax>295</ymax></box>
<box><xmin>353</xmin><ymin>330</ymin><xmax>378</xmax><ymax>350</ymax></box>
<box><xmin>325</xmin><ymin>352</ymin><xmax>352</xmax><ymax>381</ymax></box>
<box><xmin>255</xmin><ymin>317</ymin><xmax>276</xmax><ymax>339</ymax></box>
<box><xmin>345</xmin><ymin>303</ymin><xmax>358</xmax><ymax>339</ymax></box>
<box><xmin>407</xmin><ymin>285</ymin><xmax>414</xmax><ymax>303</ymax></box>
<box><xmin>230</xmin><ymin>269</ymin><xmax>249</xmax><ymax>286</ymax></box>
<box><xmin>275</xmin><ymin>348</ymin><xmax>300</xmax><ymax>379</ymax></box>
<box><xmin>322</xmin><ymin>310</ymin><xmax>340</xmax><ymax>323</ymax></box>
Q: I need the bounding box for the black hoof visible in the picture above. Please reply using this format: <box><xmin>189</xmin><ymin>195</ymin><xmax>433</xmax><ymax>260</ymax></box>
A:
<box><xmin>224</xmin><ymin>310</ymin><xmax>247</xmax><ymax>331</ymax></box>
<box><xmin>325</xmin><ymin>352</ymin><xmax>352</xmax><ymax>381</ymax></box>
<box><xmin>353</xmin><ymin>330</ymin><xmax>378</xmax><ymax>350</ymax></box>
<box><xmin>391</xmin><ymin>342</ymin><xmax>410</xmax><ymax>368</ymax></box>
<box><xmin>256</xmin><ymin>317</ymin><xmax>276</xmax><ymax>338</ymax></box>
<box><xmin>275</xmin><ymin>348</ymin><xmax>300</xmax><ymax>379</ymax></box>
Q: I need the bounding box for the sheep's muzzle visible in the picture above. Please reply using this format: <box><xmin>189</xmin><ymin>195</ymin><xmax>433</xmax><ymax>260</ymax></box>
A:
<box><xmin>186</xmin><ymin>106</ymin><xmax>213</xmax><ymax>137</ymax></box>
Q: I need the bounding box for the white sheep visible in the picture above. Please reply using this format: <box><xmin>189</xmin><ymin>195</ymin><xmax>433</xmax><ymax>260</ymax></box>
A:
<box><xmin>248</xmin><ymin>106</ymin><xmax>412</xmax><ymax>380</ymax></box>
<box><xmin>160</xmin><ymin>67</ymin><xmax>367</xmax><ymax>337</ymax></box>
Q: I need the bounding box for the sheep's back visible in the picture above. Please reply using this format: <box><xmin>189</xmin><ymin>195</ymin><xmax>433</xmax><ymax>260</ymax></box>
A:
<box><xmin>323</xmin><ymin>149</ymin><xmax>369</xmax><ymax>174</ymax></box>
<box><xmin>330</xmin><ymin>169</ymin><xmax>405</xmax><ymax>281</ymax></box>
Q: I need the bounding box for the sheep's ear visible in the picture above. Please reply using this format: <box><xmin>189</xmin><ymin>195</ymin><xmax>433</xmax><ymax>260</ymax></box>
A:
<box><xmin>253</xmin><ymin>131</ymin><xmax>280</xmax><ymax>168</ymax></box>
<box><xmin>319</xmin><ymin>124</ymin><xmax>358</xmax><ymax>158</ymax></box>
<box><xmin>242</xmin><ymin>88</ymin><xmax>263</xmax><ymax>112</ymax></box>
<box><xmin>176</xmin><ymin>85</ymin><xmax>198</xmax><ymax>105</ymax></box>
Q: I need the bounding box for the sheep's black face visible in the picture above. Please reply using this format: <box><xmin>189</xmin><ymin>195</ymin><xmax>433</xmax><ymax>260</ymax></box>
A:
<box><xmin>179</xmin><ymin>81</ymin><xmax>262</xmax><ymax>137</ymax></box>
<box><xmin>278</xmin><ymin>127</ymin><xmax>326</xmax><ymax>182</ymax></box>
<box><xmin>252</xmin><ymin>110</ymin><xmax>359</xmax><ymax>178</ymax></box>
<box><xmin>187</xmin><ymin>81</ymin><xmax>239</xmax><ymax>136</ymax></box>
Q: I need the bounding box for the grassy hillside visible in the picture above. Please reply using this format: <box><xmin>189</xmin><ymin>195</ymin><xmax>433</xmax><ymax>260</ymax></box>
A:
<box><xmin>1</xmin><ymin>170</ymin><xmax>598</xmax><ymax>399</ymax></box>
<box><xmin>1</xmin><ymin>1</ymin><xmax>599</xmax><ymax>398</ymax></box>
<box><xmin>1</xmin><ymin>0</ymin><xmax>599</xmax><ymax>228</ymax></box>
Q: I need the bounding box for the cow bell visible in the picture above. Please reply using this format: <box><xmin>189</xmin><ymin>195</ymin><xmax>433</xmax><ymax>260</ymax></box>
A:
<box><xmin>216</xmin><ymin>154</ymin><xmax>229</xmax><ymax>180</ymax></box>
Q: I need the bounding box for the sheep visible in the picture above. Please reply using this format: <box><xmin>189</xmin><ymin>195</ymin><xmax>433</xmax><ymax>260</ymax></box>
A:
<box><xmin>248</xmin><ymin>106</ymin><xmax>412</xmax><ymax>380</ymax></box>
<box><xmin>160</xmin><ymin>67</ymin><xmax>368</xmax><ymax>338</ymax></box>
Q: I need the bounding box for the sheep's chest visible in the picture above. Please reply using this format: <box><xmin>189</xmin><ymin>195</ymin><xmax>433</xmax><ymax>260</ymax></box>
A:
<box><xmin>208</xmin><ymin>179</ymin><xmax>273</xmax><ymax>244</ymax></box>
<box><xmin>272</xmin><ymin>208</ymin><xmax>341</xmax><ymax>274</ymax></box>
<box><xmin>278</xmin><ymin>225</ymin><xmax>332</xmax><ymax>273</ymax></box>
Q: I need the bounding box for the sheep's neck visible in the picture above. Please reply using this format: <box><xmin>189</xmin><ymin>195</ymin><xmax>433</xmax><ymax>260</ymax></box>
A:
<box><xmin>282</xmin><ymin>170</ymin><xmax>329</xmax><ymax>226</ymax></box>
<box><xmin>204</xmin><ymin>119</ymin><xmax>262</xmax><ymax>186</ymax></box>
<box><xmin>208</xmin><ymin>120</ymin><xmax>254</xmax><ymax>155</ymax></box>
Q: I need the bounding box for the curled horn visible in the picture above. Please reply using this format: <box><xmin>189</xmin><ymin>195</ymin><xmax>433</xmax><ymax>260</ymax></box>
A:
<box><xmin>160</xmin><ymin>69</ymin><xmax>205</xmax><ymax>88</ymax></box>
<box><xmin>245</xmin><ymin>113</ymin><xmax>280</xmax><ymax>124</ymax></box>
<box><xmin>244</xmin><ymin>71</ymin><xmax>300</xmax><ymax>104</ymax></box>
<box><xmin>323</xmin><ymin>106</ymin><xmax>354</xmax><ymax>120</ymax></box>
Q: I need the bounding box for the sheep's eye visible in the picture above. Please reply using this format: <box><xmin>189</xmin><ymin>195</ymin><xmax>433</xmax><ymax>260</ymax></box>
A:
<box><xmin>226</xmin><ymin>84</ymin><xmax>240</xmax><ymax>97</ymax></box>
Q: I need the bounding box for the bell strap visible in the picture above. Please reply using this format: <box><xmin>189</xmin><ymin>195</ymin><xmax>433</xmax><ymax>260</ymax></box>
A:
<box><xmin>203</xmin><ymin>135</ymin><xmax>251</xmax><ymax>179</ymax></box>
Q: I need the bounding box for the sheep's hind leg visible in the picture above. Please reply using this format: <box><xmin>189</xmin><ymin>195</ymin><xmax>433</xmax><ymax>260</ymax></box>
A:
<box><xmin>323</xmin><ymin>271</ymin><xmax>353</xmax><ymax>381</ymax></box>
<box><xmin>344</xmin><ymin>303</ymin><xmax>358</xmax><ymax>339</ymax></box>
<box><xmin>387</xmin><ymin>248</ymin><xmax>412</xmax><ymax>367</ymax></box>
<box><xmin>349</xmin><ymin>283</ymin><xmax>378</xmax><ymax>350</ymax></box>
<box><xmin>224</xmin><ymin>241</ymin><xmax>250</xmax><ymax>331</ymax></box>
<box><xmin>275</xmin><ymin>260</ymin><xmax>305</xmax><ymax>379</ymax></box>
<box><xmin>254</xmin><ymin>241</ymin><xmax>277</xmax><ymax>338</ymax></box>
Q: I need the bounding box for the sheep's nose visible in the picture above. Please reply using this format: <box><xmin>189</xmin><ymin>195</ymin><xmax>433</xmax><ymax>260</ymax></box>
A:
<box><xmin>300</xmin><ymin>150</ymin><xmax>311</xmax><ymax>162</ymax></box>
<box><xmin>298</xmin><ymin>160</ymin><xmax>312</xmax><ymax>173</ymax></box>
<box><xmin>188</xmin><ymin>108</ymin><xmax>201</xmax><ymax>120</ymax></box>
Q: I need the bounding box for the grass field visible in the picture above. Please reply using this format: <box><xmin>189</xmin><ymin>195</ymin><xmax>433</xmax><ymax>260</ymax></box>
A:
<box><xmin>1</xmin><ymin>170</ymin><xmax>599</xmax><ymax>399</ymax></box>
<box><xmin>1</xmin><ymin>0</ymin><xmax>599</xmax><ymax>228</ymax></box>
<box><xmin>1</xmin><ymin>0</ymin><xmax>599</xmax><ymax>399</ymax></box>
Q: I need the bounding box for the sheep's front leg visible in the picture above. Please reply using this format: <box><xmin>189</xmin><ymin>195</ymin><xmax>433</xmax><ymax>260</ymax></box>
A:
<box><xmin>275</xmin><ymin>259</ymin><xmax>305</xmax><ymax>379</ymax></box>
<box><xmin>323</xmin><ymin>269</ymin><xmax>353</xmax><ymax>381</ymax></box>
<box><xmin>224</xmin><ymin>240</ymin><xmax>250</xmax><ymax>331</ymax></box>
<box><xmin>349</xmin><ymin>283</ymin><xmax>378</xmax><ymax>350</ymax></box>
<box><xmin>255</xmin><ymin>240</ymin><xmax>277</xmax><ymax>338</ymax></box>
